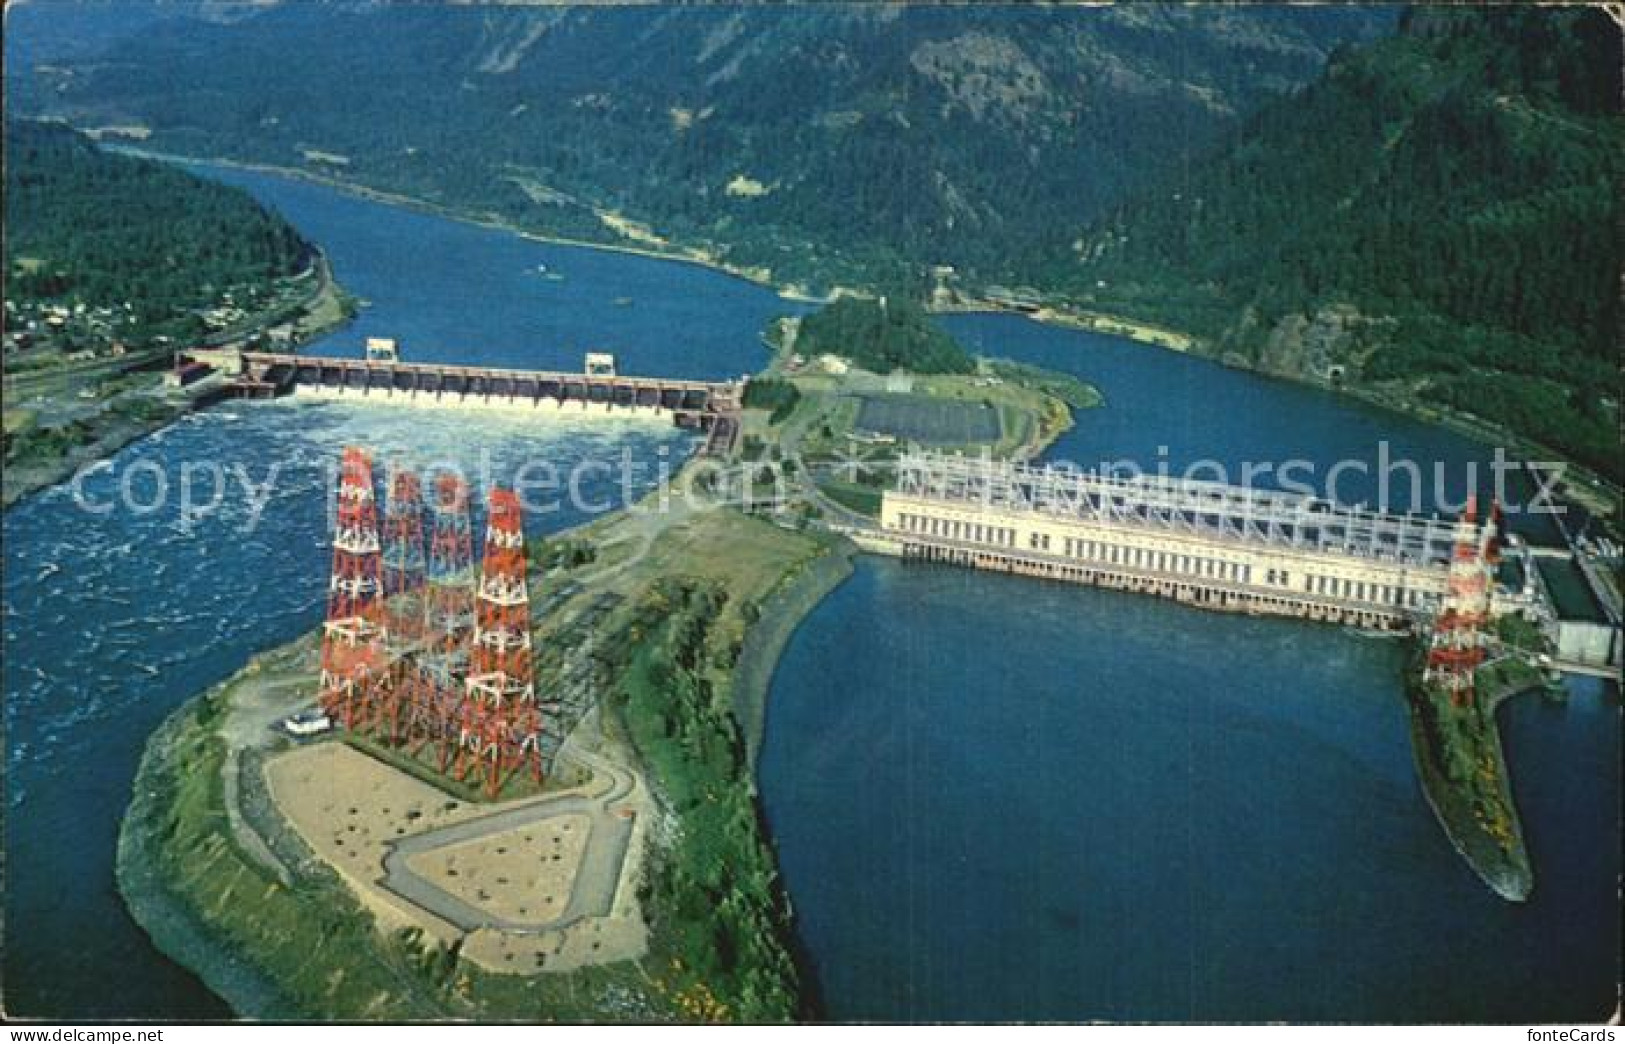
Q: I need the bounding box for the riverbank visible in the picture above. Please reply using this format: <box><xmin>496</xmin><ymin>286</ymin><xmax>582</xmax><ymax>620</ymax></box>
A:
<box><xmin>939</xmin><ymin>296</ymin><xmax>1618</xmax><ymax>529</ymax></box>
<box><xmin>1344</xmin><ymin>382</ymin><xmax>1620</xmax><ymax>529</ymax></box>
<box><xmin>117</xmin><ymin>640</ymin><xmax>461</xmax><ymax>1019</ymax></box>
<box><xmin>112</xmin><ymin>144</ymin><xmax>1620</xmax><ymax>528</ymax></box>
<box><xmin>115</xmin><ymin>148</ymin><xmax>1213</xmax><ymax>362</ymax></box>
<box><xmin>116</xmin><ymin>482</ymin><xmax>850</xmax><ymax>1020</ymax></box>
<box><xmin>930</xmin><ymin>300</ymin><xmax>1194</xmax><ymax>354</ymax></box>
<box><xmin>3</xmin><ymin>398</ymin><xmax>184</xmax><ymax>509</ymax></box>
<box><xmin>1405</xmin><ymin>654</ymin><xmax>1541</xmax><ymax>901</ymax></box>
<box><xmin>2</xmin><ymin>253</ymin><xmax>354</xmax><ymax>509</ymax></box>
<box><xmin>732</xmin><ymin>542</ymin><xmax>858</xmax><ymax>765</ymax></box>
<box><xmin>114</xmin><ymin>148</ymin><xmax>799</xmax><ymax>302</ymax></box>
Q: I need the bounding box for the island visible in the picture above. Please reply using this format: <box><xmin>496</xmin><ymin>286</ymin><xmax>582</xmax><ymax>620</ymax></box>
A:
<box><xmin>116</xmin><ymin>302</ymin><xmax>1099</xmax><ymax>1020</ymax></box>
<box><xmin>1404</xmin><ymin>614</ymin><xmax>1559</xmax><ymax>902</ymax></box>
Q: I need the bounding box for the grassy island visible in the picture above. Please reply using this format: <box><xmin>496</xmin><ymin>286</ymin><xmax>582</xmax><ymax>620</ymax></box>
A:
<box><xmin>118</xmin><ymin>488</ymin><xmax>853</xmax><ymax>1021</ymax></box>
<box><xmin>114</xmin><ymin>287</ymin><xmax>1083</xmax><ymax>1021</ymax></box>
<box><xmin>1403</xmin><ymin>639</ymin><xmax>1551</xmax><ymax>902</ymax></box>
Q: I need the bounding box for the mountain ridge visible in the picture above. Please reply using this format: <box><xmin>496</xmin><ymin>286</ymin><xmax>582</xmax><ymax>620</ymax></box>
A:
<box><xmin>5</xmin><ymin>2</ymin><xmax>1394</xmax><ymax>290</ymax></box>
<box><xmin>1057</xmin><ymin>6</ymin><xmax>1623</xmax><ymax>481</ymax></box>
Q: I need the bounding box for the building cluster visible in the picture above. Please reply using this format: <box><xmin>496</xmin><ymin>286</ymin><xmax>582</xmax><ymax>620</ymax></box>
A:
<box><xmin>318</xmin><ymin>447</ymin><xmax>544</xmax><ymax>798</ymax></box>
<box><xmin>3</xmin><ymin>297</ymin><xmax>139</xmax><ymax>359</ymax></box>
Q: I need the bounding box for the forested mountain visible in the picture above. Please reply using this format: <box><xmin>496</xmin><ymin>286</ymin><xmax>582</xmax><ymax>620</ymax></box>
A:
<box><xmin>8</xmin><ymin>4</ymin><xmax>1616</xmax><ymax>479</ymax></box>
<box><xmin>5</xmin><ymin>2</ymin><xmax>1392</xmax><ymax>290</ymax></box>
<box><xmin>1056</xmin><ymin>7</ymin><xmax>1623</xmax><ymax>480</ymax></box>
<box><xmin>5</xmin><ymin>119</ymin><xmax>310</xmax><ymax>328</ymax></box>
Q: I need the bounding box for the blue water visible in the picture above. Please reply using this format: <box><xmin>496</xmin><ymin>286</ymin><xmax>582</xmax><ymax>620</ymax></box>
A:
<box><xmin>759</xmin><ymin>561</ymin><xmax>1620</xmax><ymax>1021</ymax></box>
<box><xmin>191</xmin><ymin>164</ymin><xmax>799</xmax><ymax>381</ymax></box>
<box><xmin>2</xmin><ymin>163</ymin><xmax>1615</xmax><ymax>1021</ymax></box>
<box><xmin>2</xmin><ymin>403</ymin><xmax>694</xmax><ymax>1019</ymax></box>
<box><xmin>942</xmin><ymin>314</ymin><xmax>1566</xmax><ymax>544</ymax></box>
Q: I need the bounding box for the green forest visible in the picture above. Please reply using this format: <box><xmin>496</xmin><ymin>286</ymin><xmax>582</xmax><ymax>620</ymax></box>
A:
<box><xmin>1054</xmin><ymin>8</ymin><xmax>1623</xmax><ymax>481</ymax></box>
<box><xmin>5</xmin><ymin>119</ymin><xmax>310</xmax><ymax>331</ymax></box>
<box><xmin>796</xmin><ymin>297</ymin><xmax>974</xmax><ymax>375</ymax></box>
<box><xmin>9</xmin><ymin>6</ymin><xmax>1619</xmax><ymax>480</ymax></box>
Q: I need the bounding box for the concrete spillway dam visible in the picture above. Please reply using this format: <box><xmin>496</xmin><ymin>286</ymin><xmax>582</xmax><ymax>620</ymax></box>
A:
<box><xmin>231</xmin><ymin>350</ymin><xmax>744</xmax><ymax>452</ymax></box>
<box><xmin>235</xmin><ymin>349</ymin><xmax>735</xmax><ymax>417</ymax></box>
<box><xmin>877</xmin><ymin>451</ymin><xmax>1499</xmax><ymax>629</ymax></box>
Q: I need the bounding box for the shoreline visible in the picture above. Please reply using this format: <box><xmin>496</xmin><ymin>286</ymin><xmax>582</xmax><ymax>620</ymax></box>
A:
<box><xmin>733</xmin><ymin>540</ymin><xmax>858</xmax><ymax>766</ymax></box>
<box><xmin>112</xmin><ymin>141</ymin><xmax>1618</xmax><ymax>525</ymax></box>
<box><xmin>116</xmin><ymin>642</ymin><xmax>453</xmax><ymax>1020</ymax></box>
<box><xmin>115</xmin><ymin>148</ymin><xmax>800</xmax><ymax>301</ymax></box>
<box><xmin>954</xmin><ymin>301</ymin><xmax>1618</xmax><ymax>522</ymax></box>
<box><xmin>114</xmin><ymin>492</ymin><xmax>850</xmax><ymax>1020</ymax></box>
<box><xmin>3</xmin><ymin>252</ymin><xmax>353</xmax><ymax>511</ymax></box>
<box><xmin>1340</xmin><ymin>384</ymin><xmax>1620</xmax><ymax>526</ymax></box>
<box><xmin>116</xmin><ymin>671</ymin><xmax>307</xmax><ymax>1020</ymax></box>
<box><xmin>4</xmin><ymin>409</ymin><xmax>180</xmax><ymax>510</ymax></box>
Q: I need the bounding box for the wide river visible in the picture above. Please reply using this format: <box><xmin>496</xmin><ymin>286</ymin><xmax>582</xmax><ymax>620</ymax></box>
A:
<box><xmin>2</xmin><ymin>165</ymin><xmax>1616</xmax><ymax>1021</ymax></box>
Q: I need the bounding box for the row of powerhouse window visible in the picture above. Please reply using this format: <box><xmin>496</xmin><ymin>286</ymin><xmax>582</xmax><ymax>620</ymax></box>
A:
<box><xmin>894</xmin><ymin>512</ymin><xmax>1423</xmax><ymax>607</ymax></box>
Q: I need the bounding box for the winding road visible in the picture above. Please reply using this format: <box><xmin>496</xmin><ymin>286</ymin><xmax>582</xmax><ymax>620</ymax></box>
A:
<box><xmin>377</xmin><ymin>747</ymin><xmax>638</xmax><ymax>935</ymax></box>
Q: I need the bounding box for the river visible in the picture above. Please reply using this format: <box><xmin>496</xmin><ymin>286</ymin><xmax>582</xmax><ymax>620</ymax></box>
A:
<box><xmin>1</xmin><ymin>164</ymin><xmax>1616</xmax><ymax>1021</ymax></box>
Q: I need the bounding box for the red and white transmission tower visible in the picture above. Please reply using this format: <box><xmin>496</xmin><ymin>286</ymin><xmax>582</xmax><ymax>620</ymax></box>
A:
<box><xmin>398</xmin><ymin>473</ymin><xmax>475</xmax><ymax>769</ymax></box>
<box><xmin>320</xmin><ymin>447</ymin><xmax>388</xmax><ymax>730</ymax></box>
<box><xmin>423</xmin><ymin>473</ymin><xmax>475</xmax><ymax>665</ymax></box>
<box><xmin>377</xmin><ymin>463</ymin><xmax>428</xmax><ymax>740</ymax></box>
<box><xmin>1424</xmin><ymin>497</ymin><xmax>1501</xmax><ymax>707</ymax></box>
<box><xmin>382</xmin><ymin>465</ymin><xmax>428</xmax><ymax>641</ymax></box>
<box><xmin>459</xmin><ymin>488</ymin><xmax>542</xmax><ymax>798</ymax></box>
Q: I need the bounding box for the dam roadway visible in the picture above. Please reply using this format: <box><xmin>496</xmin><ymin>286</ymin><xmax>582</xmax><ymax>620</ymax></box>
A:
<box><xmin>231</xmin><ymin>350</ymin><xmax>743</xmax><ymax>447</ymax></box>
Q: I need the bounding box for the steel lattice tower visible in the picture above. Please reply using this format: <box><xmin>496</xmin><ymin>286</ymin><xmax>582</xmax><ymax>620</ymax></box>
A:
<box><xmin>1424</xmin><ymin>498</ymin><xmax>1500</xmax><ymax>707</ymax></box>
<box><xmin>376</xmin><ymin>463</ymin><xmax>428</xmax><ymax>740</ymax></box>
<box><xmin>320</xmin><ymin>447</ymin><xmax>388</xmax><ymax>730</ymax></box>
<box><xmin>404</xmin><ymin>473</ymin><xmax>476</xmax><ymax>769</ymax></box>
<box><xmin>458</xmin><ymin>488</ymin><xmax>542</xmax><ymax>798</ymax></box>
<box><xmin>382</xmin><ymin>464</ymin><xmax>428</xmax><ymax>646</ymax></box>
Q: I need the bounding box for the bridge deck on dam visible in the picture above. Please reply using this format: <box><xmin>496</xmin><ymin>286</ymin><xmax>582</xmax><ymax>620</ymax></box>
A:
<box><xmin>234</xmin><ymin>351</ymin><xmax>739</xmax><ymax>418</ymax></box>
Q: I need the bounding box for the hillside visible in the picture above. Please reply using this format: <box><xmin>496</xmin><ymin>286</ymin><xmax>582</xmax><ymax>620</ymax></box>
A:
<box><xmin>5</xmin><ymin>118</ymin><xmax>311</xmax><ymax>337</ymax></box>
<box><xmin>3</xmin><ymin>118</ymin><xmax>342</xmax><ymax>507</ymax></box>
<box><xmin>798</xmin><ymin>297</ymin><xmax>974</xmax><ymax>376</ymax></box>
<box><xmin>5</xmin><ymin>2</ymin><xmax>1392</xmax><ymax>292</ymax></box>
<box><xmin>1054</xmin><ymin>7</ymin><xmax>1624</xmax><ymax>481</ymax></box>
<box><xmin>10</xmin><ymin>5</ymin><xmax>1614</xmax><ymax>481</ymax></box>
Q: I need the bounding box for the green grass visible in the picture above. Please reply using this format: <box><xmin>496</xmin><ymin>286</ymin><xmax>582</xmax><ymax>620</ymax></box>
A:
<box><xmin>1402</xmin><ymin>646</ymin><xmax>1535</xmax><ymax>899</ymax></box>
<box><xmin>2</xmin><ymin>408</ymin><xmax>37</xmax><ymax>436</ymax></box>
<box><xmin>607</xmin><ymin>580</ymin><xmax>803</xmax><ymax>1022</ymax></box>
<box><xmin>816</xmin><ymin>477</ymin><xmax>883</xmax><ymax>517</ymax></box>
<box><xmin>122</xmin><ymin>685</ymin><xmax>446</xmax><ymax>1019</ymax></box>
<box><xmin>1492</xmin><ymin>613</ymin><xmax>1551</xmax><ymax>655</ymax></box>
<box><xmin>1476</xmin><ymin>656</ymin><xmax>1545</xmax><ymax>698</ymax></box>
<box><xmin>121</xmin><ymin>505</ymin><xmax>835</xmax><ymax>1021</ymax></box>
<box><xmin>121</xmin><ymin>664</ymin><xmax>689</xmax><ymax>1021</ymax></box>
<box><xmin>986</xmin><ymin>357</ymin><xmax>1105</xmax><ymax>410</ymax></box>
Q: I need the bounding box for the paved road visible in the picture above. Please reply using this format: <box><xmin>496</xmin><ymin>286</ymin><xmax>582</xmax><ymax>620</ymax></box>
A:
<box><xmin>221</xmin><ymin>667</ymin><xmax>315</xmax><ymax>885</ymax></box>
<box><xmin>377</xmin><ymin>748</ymin><xmax>637</xmax><ymax>935</ymax></box>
